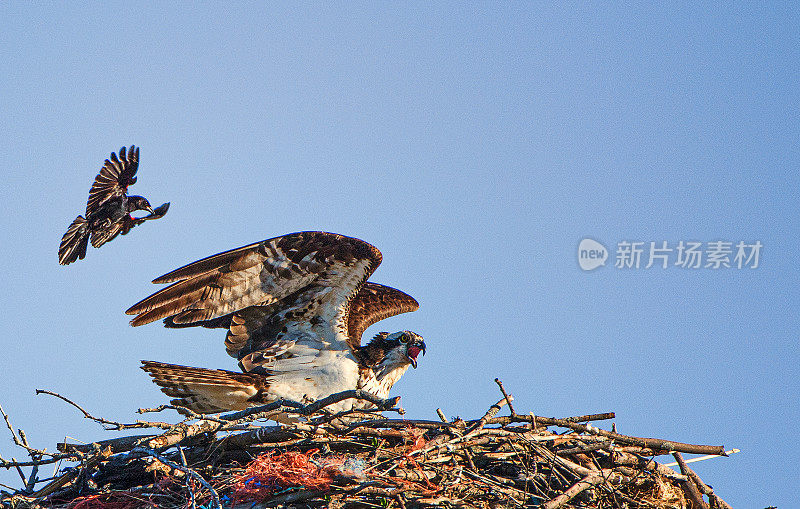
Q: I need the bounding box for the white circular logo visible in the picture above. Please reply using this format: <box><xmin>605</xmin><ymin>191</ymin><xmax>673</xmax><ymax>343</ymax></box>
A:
<box><xmin>578</xmin><ymin>238</ymin><xmax>608</xmax><ymax>271</ymax></box>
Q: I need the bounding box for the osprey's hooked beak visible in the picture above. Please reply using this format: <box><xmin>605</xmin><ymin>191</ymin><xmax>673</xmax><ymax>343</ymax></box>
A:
<box><xmin>406</xmin><ymin>340</ymin><xmax>426</xmax><ymax>369</ymax></box>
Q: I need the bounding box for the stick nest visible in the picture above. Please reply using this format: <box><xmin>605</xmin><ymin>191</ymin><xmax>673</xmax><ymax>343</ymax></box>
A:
<box><xmin>0</xmin><ymin>382</ymin><xmax>733</xmax><ymax>508</ymax></box>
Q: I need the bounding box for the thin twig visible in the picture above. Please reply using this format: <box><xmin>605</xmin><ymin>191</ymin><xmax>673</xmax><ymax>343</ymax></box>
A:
<box><xmin>492</xmin><ymin>413</ymin><xmax>725</xmax><ymax>456</ymax></box>
<box><xmin>466</xmin><ymin>396</ymin><xmax>511</xmax><ymax>434</ymax></box>
<box><xmin>0</xmin><ymin>404</ymin><xmax>48</xmax><ymax>458</ymax></box>
<box><xmin>661</xmin><ymin>448</ymin><xmax>740</xmax><ymax>467</ymax></box>
<box><xmin>36</xmin><ymin>390</ymin><xmax>167</xmax><ymax>431</ymax></box>
<box><xmin>494</xmin><ymin>378</ymin><xmax>517</xmax><ymax>416</ymax></box>
<box><xmin>679</xmin><ymin>459</ymin><xmax>734</xmax><ymax>509</ymax></box>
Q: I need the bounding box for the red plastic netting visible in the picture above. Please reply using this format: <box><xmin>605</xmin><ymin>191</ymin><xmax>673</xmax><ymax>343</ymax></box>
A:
<box><xmin>231</xmin><ymin>449</ymin><xmax>346</xmax><ymax>504</ymax></box>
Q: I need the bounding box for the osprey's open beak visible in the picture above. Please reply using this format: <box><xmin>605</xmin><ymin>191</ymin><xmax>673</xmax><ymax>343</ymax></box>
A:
<box><xmin>406</xmin><ymin>341</ymin><xmax>426</xmax><ymax>369</ymax></box>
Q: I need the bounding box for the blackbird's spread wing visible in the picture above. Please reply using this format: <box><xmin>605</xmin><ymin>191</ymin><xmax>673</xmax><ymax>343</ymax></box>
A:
<box><xmin>83</xmin><ymin>202</ymin><xmax>168</xmax><ymax>250</ymax></box>
<box><xmin>126</xmin><ymin>232</ymin><xmax>384</xmax><ymax>368</ymax></box>
<box><xmin>90</xmin><ymin>221</ymin><xmax>124</xmax><ymax>248</ymax></box>
<box><xmin>86</xmin><ymin>146</ymin><xmax>140</xmax><ymax>216</ymax></box>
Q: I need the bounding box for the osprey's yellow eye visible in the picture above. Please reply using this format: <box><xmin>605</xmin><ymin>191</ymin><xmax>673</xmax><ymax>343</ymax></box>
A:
<box><xmin>399</xmin><ymin>333</ymin><xmax>410</xmax><ymax>343</ymax></box>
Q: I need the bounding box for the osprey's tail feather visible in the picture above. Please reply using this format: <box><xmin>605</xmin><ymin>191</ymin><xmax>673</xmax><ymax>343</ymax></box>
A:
<box><xmin>140</xmin><ymin>361</ymin><xmax>270</xmax><ymax>415</ymax></box>
<box><xmin>58</xmin><ymin>215</ymin><xmax>90</xmax><ymax>265</ymax></box>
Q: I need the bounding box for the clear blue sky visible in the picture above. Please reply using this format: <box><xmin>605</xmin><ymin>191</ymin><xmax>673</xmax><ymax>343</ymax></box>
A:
<box><xmin>1</xmin><ymin>3</ymin><xmax>798</xmax><ymax>506</ymax></box>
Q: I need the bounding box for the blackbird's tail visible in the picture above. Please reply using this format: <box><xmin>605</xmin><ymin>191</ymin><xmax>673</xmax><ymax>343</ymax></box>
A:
<box><xmin>58</xmin><ymin>215</ymin><xmax>90</xmax><ymax>265</ymax></box>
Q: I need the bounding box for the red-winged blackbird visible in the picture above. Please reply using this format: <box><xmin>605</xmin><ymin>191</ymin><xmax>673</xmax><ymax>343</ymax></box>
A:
<box><xmin>59</xmin><ymin>146</ymin><xmax>169</xmax><ymax>265</ymax></box>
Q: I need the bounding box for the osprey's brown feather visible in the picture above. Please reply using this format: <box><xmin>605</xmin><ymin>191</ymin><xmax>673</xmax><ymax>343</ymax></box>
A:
<box><xmin>141</xmin><ymin>360</ymin><xmax>270</xmax><ymax>415</ymax></box>
<box><xmin>126</xmin><ymin>231</ymin><xmax>394</xmax><ymax>353</ymax></box>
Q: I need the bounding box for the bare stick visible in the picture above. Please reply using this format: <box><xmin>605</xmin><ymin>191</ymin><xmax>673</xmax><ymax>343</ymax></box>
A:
<box><xmin>466</xmin><ymin>397</ymin><xmax>511</xmax><ymax>434</ymax></box>
<box><xmin>59</xmin><ymin>435</ymin><xmax>158</xmax><ymax>454</ymax></box>
<box><xmin>611</xmin><ymin>451</ymin><xmax>687</xmax><ymax>482</ymax></box>
<box><xmin>36</xmin><ymin>390</ymin><xmax>164</xmax><ymax>431</ymax></box>
<box><xmin>542</xmin><ymin>473</ymin><xmax>605</xmax><ymax>509</ymax></box>
<box><xmin>218</xmin><ymin>390</ymin><xmax>401</xmax><ymax>423</ymax></box>
<box><xmin>0</xmin><ymin>403</ymin><xmax>48</xmax><ymax>458</ymax></box>
<box><xmin>300</xmin><ymin>390</ymin><xmax>400</xmax><ymax>415</ymax></box>
<box><xmin>662</xmin><ymin>448</ymin><xmax>740</xmax><ymax>467</ymax></box>
<box><xmin>137</xmin><ymin>404</ymin><xmax>182</xmax><ymax>414</ymax></box>
<box><xmin>11</xmin><ymin>458</ymin><xmax>26</xmax><ymax>484</ymax></box>
<box><xmin>142</xmin><ymin>419</ymin><xmax>222</xmax><ymax>450</ymax></box>
<box><xmin>492</xmin><ymin>413</ymin><xmax>725</xmax><ymax>456</ymax></box>
<box><xmin>23</xmin><ymin>452</ymin><xmax>39</xmax><ymax>494</ymax></box>
<box><xmin>488</xmin><ymin>412</ymin><xmax>616</xmax><ymax>426</ymax></box>
<box><xmin>0</xmin><ymin>455</ymin><xmax>74</xmax><ymax>468</ymax></box>
<box><xmin>556</xmin><ymin>441</ymin><xmax>610</xmax><ymax>456</ymax></box>
<box><xmin>494</xmin><ymin>378</ymin><xmax>516</xmax><ymax>416</ymax></box>
<box><xmin>679</xmin><ymin>459</ymin><xmax>734</xmax><ymax>509</ymax></box>
<box><xmin>340</xmin><ymin>418</ymin><xmax>456</xmax><ymax>431</ymax></box>
<box><xmin>672</xmin><ymin>452</ymin><xmax>708</xmax><ymax>509</ymax></box>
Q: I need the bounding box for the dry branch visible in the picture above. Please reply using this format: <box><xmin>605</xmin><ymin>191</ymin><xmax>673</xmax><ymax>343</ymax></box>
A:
<box><xmin>542</xmin><ymin>473</ymin><xmax>605</xmax><ymax>509</ymax></box>
<box><xmin>672</xmin><ymin>452</ymin><xmax>708</xmax><ymax>509</ymax></box>
<box><xmin>493</xmin><ymin>414</ymin><xmax>726</xmax><ymax>456</ymax></box>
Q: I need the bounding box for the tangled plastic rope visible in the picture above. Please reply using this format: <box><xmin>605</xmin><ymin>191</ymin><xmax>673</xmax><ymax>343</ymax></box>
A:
<box><xmin>231</xmin><ymin>449</ymin><xmax>348</xmax><ymax>504</ymax></box>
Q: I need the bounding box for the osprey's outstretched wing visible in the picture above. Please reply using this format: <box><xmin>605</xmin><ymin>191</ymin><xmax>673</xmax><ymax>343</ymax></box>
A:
<box><xmin>347</xmin><ymin>282</ymin><xmax>419</xmax><ymax>350</ymax></box>
<box><xmin>126</xmin><ymin>232</ymin><xmax>386</xmax><ymax>367</ymax></box>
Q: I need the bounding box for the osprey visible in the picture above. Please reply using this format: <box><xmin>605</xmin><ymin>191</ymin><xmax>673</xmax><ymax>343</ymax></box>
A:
<box><xmin>58</xmin><ymin>146</ymin><xmax>170</xmax><ymax>265</ymax></box>
<box><xmin>126</xmin><ymin>231</ymin><xmax>426</xmax><ymax>419</ymax></box>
